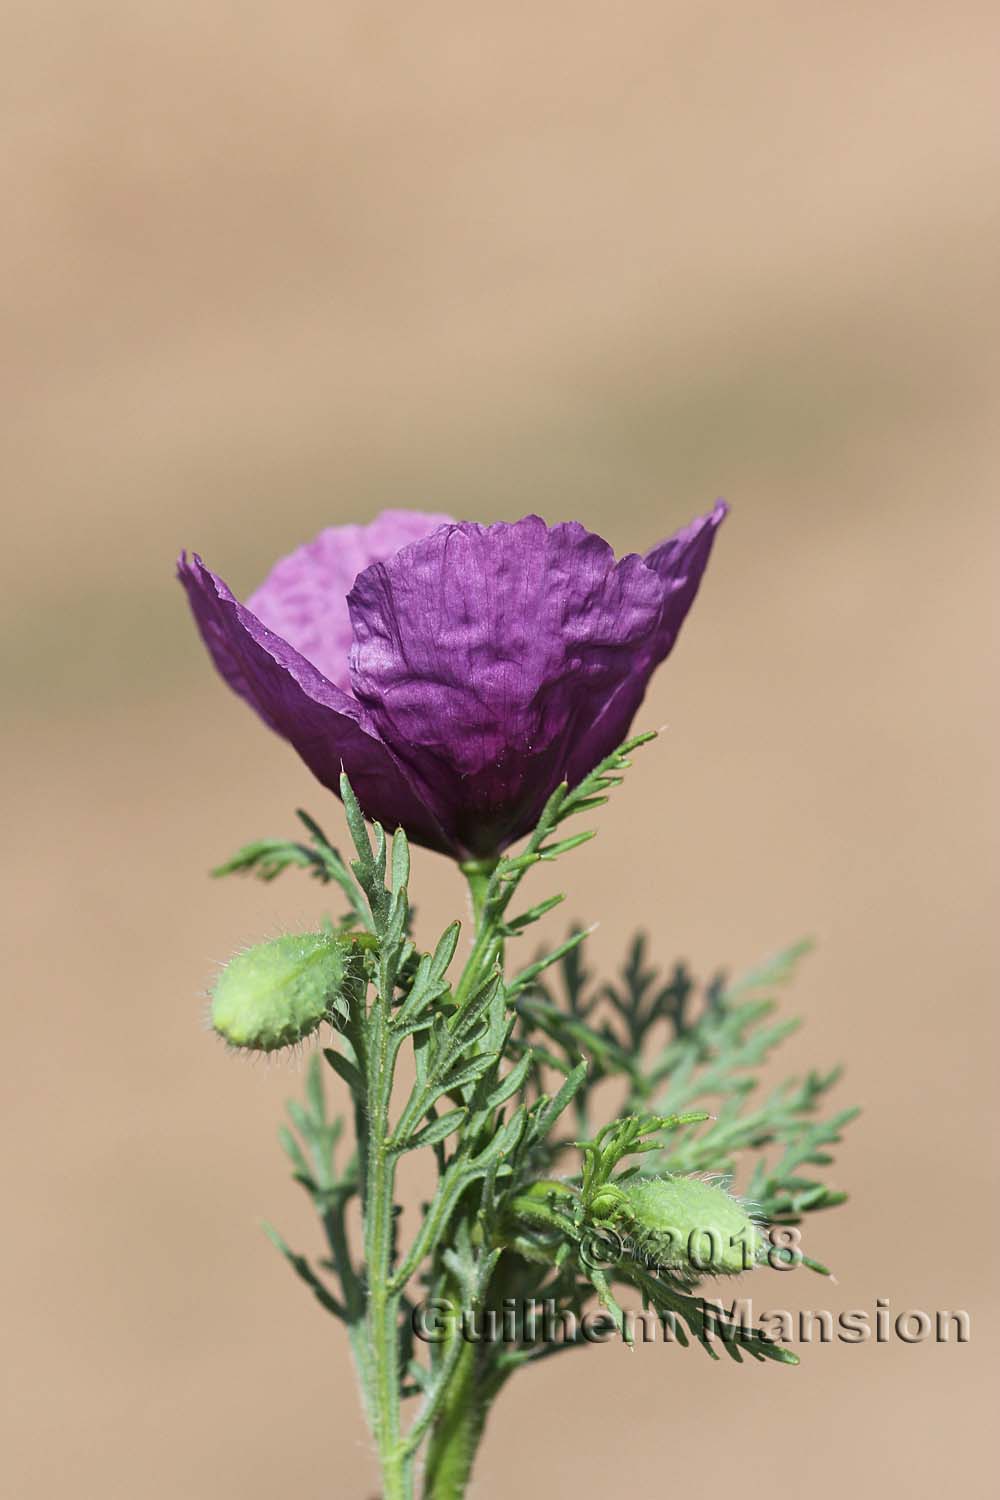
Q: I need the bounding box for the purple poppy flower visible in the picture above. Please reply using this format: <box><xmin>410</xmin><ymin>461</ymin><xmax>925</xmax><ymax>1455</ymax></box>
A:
<box><xmin>178</xmin><ymin>503</ymin><xmax>726</xmax><ymax>860</ymax></box>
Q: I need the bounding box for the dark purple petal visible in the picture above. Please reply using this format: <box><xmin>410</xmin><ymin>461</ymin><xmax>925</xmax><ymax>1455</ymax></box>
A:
<box><xmin>562</xmin><ymin>499</ymin><xmax>728</xmax><ymax>784</ymax></box>
<box><xmin>178</xmin><ymin>552</ymin><xmax>453</xmax><ymax>854</ymax></box>
<box><xmin>346</xmin><ymin>517</ymin><xmax>668</xmax><ymax>856</ymax></box>
<box><xmin>246</xmin><ymin>510</ymin><xmax>454</xmax><ymax>692</ymax></box>
<box><xmin>643</xmin><ymin>499</ymin><xmax>729</xmax><ymax>660</ymax></box>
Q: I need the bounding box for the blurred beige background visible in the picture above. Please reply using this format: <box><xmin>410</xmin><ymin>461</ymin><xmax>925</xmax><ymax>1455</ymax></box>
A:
<box><xmin>3</xmin><ymin>3</ymin><xmax>997</xmax><ymax>1497</ymax></box>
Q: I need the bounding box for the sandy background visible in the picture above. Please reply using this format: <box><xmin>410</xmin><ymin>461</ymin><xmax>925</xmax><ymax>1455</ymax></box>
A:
<box><xmin>3</xmin><ymin>3</ymin><xmax>997</xmax><ymax>1497</ymax></box>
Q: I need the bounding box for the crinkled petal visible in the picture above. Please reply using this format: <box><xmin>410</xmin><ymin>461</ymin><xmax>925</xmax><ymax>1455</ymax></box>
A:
<box><xmin>563</xmin><ymin>499</ymin><xmax>728</xmax><ymax>784</ymax></box>
<box><xmin>178</xmin><ymin>552</ymin><xmax>453</xmax><ymax>854</ymax></box>
<box><xmin>246</xmin><ymin>509</ymin><xmax>454</xmax><ymax>692</ymax></box>
<box><xmin>346</xmin><ymin>517</ymin><xmax>668</xmax><ymax>855</ymax></box>
<box><xmin>643</xmin><ymin>499</ymin><xmax>729</xmax><ymax>660</ymax></box>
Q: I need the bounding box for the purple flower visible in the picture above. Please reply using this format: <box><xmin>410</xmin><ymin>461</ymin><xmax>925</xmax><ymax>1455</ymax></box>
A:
<box><xmin>178</xmin><ymin>503</ymin><xmax>727</xmax><ymax>860</ymax></box>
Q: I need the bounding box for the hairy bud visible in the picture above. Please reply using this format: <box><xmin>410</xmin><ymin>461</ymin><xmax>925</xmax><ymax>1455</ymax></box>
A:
<box><xmin>210</xmin><ymin>933</ymin><xmax>349</xmax><ymax>1053</ymax></box>
<box><xmin>619</xmin><ymin>1175</ymin><xmax>763</xmax><ymax>1279</ymax></box>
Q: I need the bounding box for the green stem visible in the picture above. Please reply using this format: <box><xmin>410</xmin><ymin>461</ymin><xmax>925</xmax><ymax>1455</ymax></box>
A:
<box><xmin>364</xmin><ymin>1001</ymin><xmax>412</xmax><ymax>1499</ymax></box>
<box><xmin>459</xmin><ymin>858</ymin><xmax>496</xmax><ymax>925</ymax></box>
<box><xmin>420</xmin><ymin>865</ymin><xmax>504</xmax><ymax>1498</ymax></box>
<box><xmin>421</xmin><ymin>1336</ymin><xmax>487</xmax><ymax>1500</ymax></box>
<box><xmin>455</xmin><ymin>858</ymin><xmax>501</xmax><ymax>1006</ymax></box>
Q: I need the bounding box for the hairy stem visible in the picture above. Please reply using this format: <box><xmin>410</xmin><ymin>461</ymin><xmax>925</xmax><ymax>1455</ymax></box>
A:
<box><xmin>422</xmin><ymin>1336</ymin><xmax>487</xmax><ymax>1500</ymax></box>
<box><xmin>364</xmin><ymin>998</ymin><xmax>411</xmax><ymax>1499</ymax></box>
<box><xmin>420</xmin><ymin>867</ymin><xmax>503</xmax><ymax>1498</ymax></box>
<box><xmin>454</xmin><ymin>858</ymin><xmax>501</xmax><ymax>1006</ymax></box>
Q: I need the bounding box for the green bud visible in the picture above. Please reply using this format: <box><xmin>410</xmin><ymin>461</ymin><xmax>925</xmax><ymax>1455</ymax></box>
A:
<box><xmin>210</xmin><ymin>933</ymin><xmax>348</xmax><ymax>1053</ymax></box>
<box><xmin>588</xmin><ymin>1185</ymin><xmax>627</xmax><ymax>1222</ymax></box>
<box><xmin>620</xmin><ymin>1175</ymin><xmax>763</xmax><ymax>1279</ymax></box>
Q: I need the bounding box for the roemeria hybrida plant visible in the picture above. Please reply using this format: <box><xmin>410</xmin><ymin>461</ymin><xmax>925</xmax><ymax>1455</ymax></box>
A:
<box><xmin>179</xmin><ymin>506</ymin><xmax>855</xmax><ymax>1500</ymax></box>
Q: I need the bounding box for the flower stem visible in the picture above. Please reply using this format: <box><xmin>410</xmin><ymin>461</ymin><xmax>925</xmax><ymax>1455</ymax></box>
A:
<box><xmin>419</xmin><ymin>865</ymin><xmax>505</xmax><ymax>1498</ymax></box>
<box><xmin>455</xmin><ymin>858</ymin><xmax>502</xmax><ymax>1008</ymax></box>
<box><xmin>458</xmin><ymin>857</ymin><xmax>498</xmax><ymax>928</ymax></box>
<box><xmin>421</xmin><ymin>1337</ymin><xmax>486</xmax><ymax>1500</ymax></box>
<box><xmin>363</xmin><ymin>996</ymin><xmax>412</xmax><ymax>1499</ymax></box>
